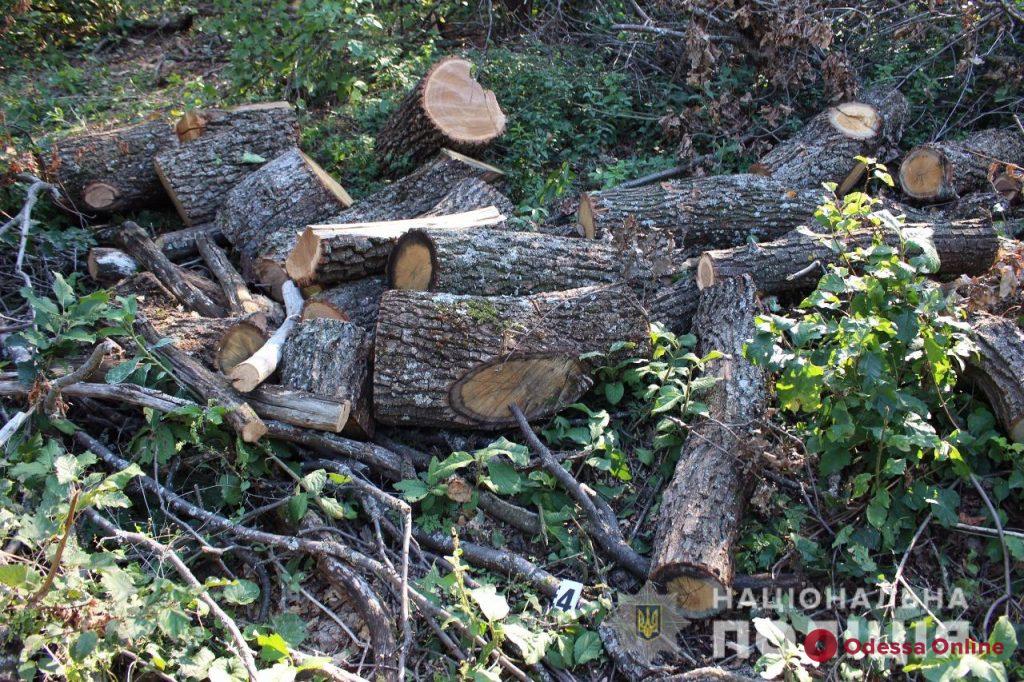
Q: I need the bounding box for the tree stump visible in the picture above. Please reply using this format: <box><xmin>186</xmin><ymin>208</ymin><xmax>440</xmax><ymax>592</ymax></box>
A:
<box><xmin>216</xmin><ymin>148</ymin><xmax>353</xmax><ymax>290</ymax></box>
<box><xmin>697</xmin><ymin>218</ymin><xmax>1000</xmax><ymax>295</ymax></box>
<box><xmin>376</xmin><ymin>58</ymin><xmax>506</xmax><ymax>174</ymax></box>
<box><xmin>154</xmin><ymin>104</ymin><xmax>299</xmax><ymax>225</ymax></box>
<box><xmin>650</xmin><ymin>275</ymin><xmax>766</xmax><ymax>616</ymax></box>
<box><xmin>286</xmin><ymin>206</ymin><xmax>507</xmax><ymax>286</ymax></box>
<box><xmin>899</xmin><ymin>128</ymin><xmax>1024</xmax><ymax>203</ymax></box>
<box><xmin>757</xmin><ymin>88</ymin><xmax>909</xmax><ymax>190</ymax></box>
<box><xmin>280</xmin><ymin>318</ymin><xmax>374</xmax><ymax>438</ymax></box>
<box><xmin>577</xmin><ymin>174</ymin><xmax>822</xmax><ymax>253</ymax></box>
<box><xmin>965</xmin><ymin>314</ymin><xmax>1024</xmax><ymax>443</ymax></box>
<box><xmin>373</xmin><ymin>285</ymin><xmax>650</xmax><ymax>428</ymax></box>
<box><xmin>50</xmin><ymin>119</ymin><xmax>178</xmax><ymax>212</ymax></box>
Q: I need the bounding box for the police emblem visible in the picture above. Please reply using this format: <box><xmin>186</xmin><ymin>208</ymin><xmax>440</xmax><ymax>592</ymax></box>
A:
<box><xmin>605</xmin><ymin>581</ymin><xmax>689</xmax><ymax>665</ymax></box>
<box><xmin>635</xmin><ymin>604</ymin><xmax>661</xmax><ymax>640</ymax></box>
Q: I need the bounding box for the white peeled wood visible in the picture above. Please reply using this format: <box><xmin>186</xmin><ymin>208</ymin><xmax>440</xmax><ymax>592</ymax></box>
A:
<box><xmin>228</xmin><ymin>280</ymin><xmax>304</xmax><ymax>392</ymax></box>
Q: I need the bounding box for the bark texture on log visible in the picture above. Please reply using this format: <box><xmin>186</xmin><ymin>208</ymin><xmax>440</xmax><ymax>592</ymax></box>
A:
<box><xmin>375</xmin><ymin>58</ymin><xmax>506</xmax><ymax>174</ymax></box>
<box><xmin>301</xmin><ymin>277</ymin><xmax>385</xmax><ymax>333</ymax></box>
<box><xmin>646</xmin><ymin>271</ymin><xmax>701</xmax><ymax>335</ymax></box>
<box><xmin>154</xmin><ymin>223</ymin><xmax>225</xmax><ymax>261</ymax></box>
<box><xmin>965</xmin><ymin>314</ymin><xmax>1024</xmax><ymax>443</ymax></box>
<box><xmin>422</xmin><ymin>177</ymin><xmax>515</xmax><ymax>217</ymax></box>
<box><xmin>247</xmin><ymin>384</ymin><xmax>349</xmax><ymax>434</ymax></box>
<box><xmin>194</xmin><ymin>232</ymin><xmax>261</xmax><ymax>315</ymax></box>
<box><xmin>174</xmin><ymin>102</ymin><xmax>296</xmax><ymax>143</ymax></box>
<box><xmin>216</xmin><ymin>148</ymin><xmax>353</xmax><ymax>289</ymax></box>
<box><xmin>87</xmin><ymin>248</ymin><xmax>138</xmax><ymax>283</ymax></box>
<box><xmin>50</xmin><ymin>119</ymin><xmax>178</xmax><ymax>212</ymax></box>
<box><xmin>281</xmin><ymin>318</ymin><xmax>374</xmax><ymax>438</ymax></box>
<box><xmin>697</xmin><ymin>218</ymin><xmax>1000</xmax><ymax>295</ymax></box>
<box><xmin>138</xmin><ymin>319</ymin><xmax>267</xmax><ymax>442</ymax></box>
<box><xmin>757</xmin><ymin>88</ymin><xmax>909</xmax><ymax>189</ymax></box>
<box><xmin>154</xmin><ymin>107</ymin><xmax>300</xmax><ymax>225</ymax></box>
<box><xmin>286</xmin><ymin>207</ymin><xmax>507</xmax><ymax>286</ymax></box>
<box><xmin>899</xmin><ymin>128</ymin><xmax>1024</xmax><ymax>203</ymax></box>
<box><xmin>578</xmin><ymin>174</ymin><xmax>822</xmax><ymax>253</ymax></box>
<box><xmin>113</xmin><ymin>221</ymin><xmax>227</xmax><ymax>317</ymax></box>
<box><xmin>650</xmin><ymin>275</ymin><xmax>766</xmax><ymax>617</ymax></box>
<box><xmin>387</xmin><ymin>228</ymin><xmax>653</xmax><ymax>296</ymax></box>
<box><xmin>329</xmin><ymin>149</ymin><xmax>504</xmax><ymax>224</ymax></box>
<box><xmin>373</xmin><ymin>285</ymin><xmax>650</xmax><ymax>428</ymax></box>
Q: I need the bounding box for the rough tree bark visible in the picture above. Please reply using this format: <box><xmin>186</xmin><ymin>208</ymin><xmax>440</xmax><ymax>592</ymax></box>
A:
<box><xmin>899</xmin><ymin>128</ymin><xmax>1024</xmax><ymax>203</ymax></box>
<box><xmin>281</xmin><ymin>318</ymin><xmax>374</xmax><ymax>438</ymax></box>
<box><xmin>646</xmin><ymin>271</ymin><xmax>701</xmax><ymax>335</ymax></box>
<box><xmin>577</xmin><ymin>174</ymin><xmax>822</xmax><ymax>253</ymax></box>
<box><xmin>301</xmin><ymin>277</ymin><xmax>386</xmax><ymax>333</ymax></box>
<box><xmin>421</xmin><ymin>176</ymin><xmax>515</xmax><ymax>217</ymax></box>
<box><xmin>697</xmin><ymin>218</ymin><xmax>1000</xmax><ymax>294</ymax></box>
<box><xmin>216</xmin><ymin>148</ymin><xmax>353</xmax><ymax>290</ymax></box>
<box><xmin>154</xmin><ymin>223</ymin><xmax>225</xmax><ymax>260</ymax></box>
<box><xmin>329</xmin><ymin>149</ymin><xmax>505</xmax><ymax>224</ymax></box>
<box><xmin>112</xmin><ymin>221</ymin><xmax>226</xmax><ymax>317</ymax></box>
<box><xmin>286</xmin><ymin>207</ymin><xmax>507</xmax><ymax>286</ymax></box>
<box><xmin>650</xmin><ymin>275</ymin><xmax>766</xmax><ymax>617</ymax></box>
<box><xmin>386</xmin><ymin>228</ymin><xmax>654</xmax><ymax>296</ymax></box>
<box><xmin>373</xmin><ymin>285</ymin><xmax>650</xmax><ymax>429</ymax></box>
<box><xmin>375</xmin><ymin>58</ymin><xmax>506</xmax><ymax>174</ymax></box>
<box><xmin>174</xmin><ymin>101</ymin><xmax>297</xmax><ymax>143</ymax></box>
<box><xmin>154</xmin><ymin>104</ymin><xmax>299</xmax><ymax>225</ymax></box>
<box><xmin>965</xmin><ymin>314</ymin><xmax>1024</xmax><ymax>443</ymax></box>
<box><xmin>247</xmin><ymin>384</ymin><xmax>350</xmax><ymax>434</ymax></box>
<box><xmin>756</xmin><ymin>88</ymin><xmax>909</xmax><ymax>190</ymax></box>
<box><xmin>50</xmin><ymin>119</ymin><xmax>178</xmax><ymax>212</ymax></box>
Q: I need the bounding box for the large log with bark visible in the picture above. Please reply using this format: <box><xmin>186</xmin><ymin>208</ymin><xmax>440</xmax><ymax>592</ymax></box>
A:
<box><xmin>281</xmin><ymin>318</ymin><xmax>374</xmax><ymax>438</ymax></box>
<box><xmin>111</xmin><ymin>222</ymin><xmax>227</xmax><ymax>317</ymax></box>
<box><xmin>386</xmin><ymin>229</ymin><xmax>653</xmax><ymax>295</ymax></box>
<box><xmin>50</xmin><ymin>119</ymin><xmax>178</xmax><ymax>212</ymax></box>
<box><xmin>696</xmin><ymin>217</ymin><xmax>1000</xmax><ymax>295</ymax></box>
<box><xmin>965</xmin><ymin>314</ymin><xmax>1024</xmax><ymax>443</ymax></box>
<box><xmin>756</xmin><ymin>88</ymin><xmax>909</xmax><ymax>190</ymax></box>
<box><xmin>174</xmin><ymin>101</ymin><xmax>296</xmax><ymax>143</ymax></box>
<box><xmin>373</xmin><ymin>285</ymin><xmax>650</xmax><ymax>428</ymax></box>
<box><xmin>646</xmin><ymin>271</ymin><xmax>700</xmax><ymax>335</ymax></box>
<box><xmin>899</xmin><ymin>128</ymin><xmax>1024</xmax><ymax>203</ymax></box>
<box><xmin>330</xmin><ymin>149</ymin><xmax>505</xmax><ymax>224</ymax></box>
<box><xmin>421</xmin><ymin>177</ymin><xmax>515</xmax><ymax>217</ymax></box>
<box><xmin>301</xmin><ymin>277</ymin><xmax>385</xmax><ymax>332</ymax></box>
<box><xmin>577</xmin><ymin>174</ymin><xmax>822</xmax><ymax>253</ymax></box>
<box><xmin>154</xmin><ymin>223</ymin><xmax>225</xmax><ymax>260</ymax></box>
<box><xmin>154</xmin><ymin>104</ymin><xmax>299</xmax><ymax>225</ymax></box>
<box><xmin>375</xmin><ymin>58</ymin><xmax>506</xmax><ymax>174</ymax></box>
<box><xmin>285</xmin><ymin>206</ymin><xmax>507</xmax><ymax>286</ymax></box>
<box><xmin>216</xmin><ymin>148</ymin><xmax>353</xmax><ymax>290</ymax></box>
<box><xmin>650</xmin><ymin>275</ymin><xmax>766</xmax><ymax>617</ymax></box>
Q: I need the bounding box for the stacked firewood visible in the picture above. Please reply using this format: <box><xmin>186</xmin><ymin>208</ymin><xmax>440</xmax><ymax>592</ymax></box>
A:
<box><xmin>51</xmin><ymin>56</ymin><xmax>1024</xmax><ymax>662</ymax></box>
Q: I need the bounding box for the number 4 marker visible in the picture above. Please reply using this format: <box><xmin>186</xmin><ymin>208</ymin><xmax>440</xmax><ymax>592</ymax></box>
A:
<box><xmin>551</xmin><ymin>580</ymin><xmax>583</xmax><ymax>613</ymax></box>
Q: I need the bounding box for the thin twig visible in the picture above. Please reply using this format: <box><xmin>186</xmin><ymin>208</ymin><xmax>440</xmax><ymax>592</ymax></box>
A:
<box><xmin>969</xmin><ymin>473</ymin><xmax>1012</xmax><ymax>627</ymax></box>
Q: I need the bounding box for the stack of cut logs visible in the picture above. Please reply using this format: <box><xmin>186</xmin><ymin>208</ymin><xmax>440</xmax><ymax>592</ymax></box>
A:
<box><xmin>54</xmin><ymin>57</ymin><xmax>1023</xmax><ymax>626</ymax></box>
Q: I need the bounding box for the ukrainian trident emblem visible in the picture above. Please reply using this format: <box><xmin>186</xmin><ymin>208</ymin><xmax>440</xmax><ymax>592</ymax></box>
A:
<box><xmin>635</xmin><ymin>604</ymin><xmax>662</xmax><ymax>640</ymax></box>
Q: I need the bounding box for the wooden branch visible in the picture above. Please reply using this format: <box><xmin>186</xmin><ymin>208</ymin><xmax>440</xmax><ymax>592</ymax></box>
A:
<box><xmin>194</xmin><ymin>231</ymin><xmax>260</xmax><ymax>314</ymax></box>
<box><xmin>228</xmin><ymin>280</ymin><xmax>304</xmax><ymax>392</ymax></box>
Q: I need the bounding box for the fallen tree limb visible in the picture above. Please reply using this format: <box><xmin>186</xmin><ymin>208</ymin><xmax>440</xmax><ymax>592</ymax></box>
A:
<box><xmin>194</xmin><ymin>231</ymin><xmax>261</xmax><ymax>314</ymax></box>
<box><xmin>228</xmin><ymin>281</ymin><xmax>304</xmax><ymax>393</ymax></box>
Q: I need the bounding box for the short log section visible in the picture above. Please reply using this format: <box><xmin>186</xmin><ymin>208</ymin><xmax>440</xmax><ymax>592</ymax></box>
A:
<box><xmin>650</xmin><ymin>274</ymin><xmax>766</xmax><ymax>616</ymax></box>
<box><xmin>899</xmin><ymin>128</ymin><xmax>1024</xmax><ymax>203</ymax></box>
<box><xmin>301</xmin><ymin>278</ymin><xmax>386</xmax><ymax>332</ymax></box>
<box><xmin>373</xmin><ymin>285</ymin><xmax>650</xmax><ymax>428</ymax></box>
<box><xmin>376</xmin><ymin>58</ymin><xmax>506</xmax><ymax>174</ymax></box>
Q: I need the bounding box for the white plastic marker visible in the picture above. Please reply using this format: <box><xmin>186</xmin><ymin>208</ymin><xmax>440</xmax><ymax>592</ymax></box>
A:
<box><xmin>551</xmin><ymin>579</ymin><xmax>584</xmax><ymax>613</ymax></box>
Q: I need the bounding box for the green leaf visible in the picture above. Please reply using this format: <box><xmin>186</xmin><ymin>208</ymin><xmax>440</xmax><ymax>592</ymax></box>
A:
<box><xmin>469</xmin><ymin>584</ymin><xmax>509</xmax><ymax>621</ymax></box>
<box><xmin>504</xmin><ymin>622</ymin><xmax>551</xmax><ymax>665</ymax></box>
<box><xmin>988</xmin><ymin>615</ymin><xmax>1017</xmax><ymax>661</ymax></box>
<box><xmin>287</xmin><ymin>493</ymin><xmax>309</xmax><ymax>522</ymax></box>
<box><xmin>301</xmin><ymin>469</ymin><xmax>327</xmax><ymax>496</ymax></box>
<box><xmin>604</xmin><ymin>381</ymin><xmax>624</xmax><ymax>405</ymax></box>
<box><xmin>484</xmin><ymin>459</ymin><xmax>522</xmax><ymax>495</ymax></box>
<box><xmin>105</xmin><ymin>357</ymin><xmax>140</xmax><ymax>384</ymax></box>
<box><xmin>70</xmin><ymin>631</ymin><xmax>98</xmax><ymax>662</ymax></box>
<box><xmin>866</xmin><ymin>489</ymin><xmax>890</xmax><ymax>528</ymax></box>
<box><xmin>257</xmin><ymin>632</ymin><xmax>291</xmax><ymax>662</ymax></box>
<box><xmin>240</xmin><ymin>151</ymin><xmax>267</xmax><ymax>164</ymax></box>
<box><xmin>223</xmin><ymin>579</ymin><xmax>260</xmax><ymax>605</ymax></box>
<box><xmin>394</xmin><ymin>478</ymin><xmax>430</xmax><ymax>502</ymax></box>
<box><xmin>271</xmin><ymin>612</ymin><xmax>309</xmax><ymax>647</ymax></box>
<box><xmin>573</xmin><ymin>630</ymin><xmax>602</xmax><ymax>665</ymax></box>
<box><xmin>0</xmin><ymin>564</ymin><xmax>39</xmax><ymax>588</ymax></box>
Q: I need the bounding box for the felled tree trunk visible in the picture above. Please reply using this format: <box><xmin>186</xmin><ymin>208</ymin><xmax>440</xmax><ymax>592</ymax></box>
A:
<box><xmin>650</xmin><ymin>275</ymin><xmax>766</xmax><ymax>617</ymax></box>
<box><xmin>696</xmin><ymin>218</ymin><xmax>1000</xmax><ymax>295</ymax></box>
<box><xmin>373</xmin><ymin>285</ymin><xmax>650</xmax><ymax>428</ymax></box>
<box><xmin>154</xmin><ymin>223</ymin><xmax>225</xmax><ymax>260</ymax></box>
<box><xmin>174</xmin><ymin>101</ymin><xmax>297</xmax><ymax>143</ymax></box>
<box><xmin>965</xmin><ymin>314</ymin><xmax>1024</xmax><ymax>443</ymax></box>
<box><xmin>422</xmin><ymin>177</ymin><xmax>515</xmax><ymax>217</ymax></box>
<box><xmin>577</xmin><ymin>174</ymin><xmax>821</xmax><ymax>252</ymax></box>
<box><xmin>387</xmin><ymin>229</ymin><xmax>650</xmax><ymax>295</ymax></box>
<box><xmin>330</xmin><ymin>149</ymin><xmax>505</xmax><ymax>224</ymax></box>
<box><xmin>87</xmin><ymin>248</ymin><xmax>138</xmax><ymax>283</ymax></box>
<box><xmin>899</xmin><ymin>128</ymin><xmax>1024</xmax><ymax>203</ymax></box>
<box><xmin>301</xmin><ymin>277</ymin><xmax>385</xmax><ymax>333</ymax></box>
<box><xmin>646</xmin><ymin>272</ymin><xmax>700</xmax><ymax>335</ymax></box>
<box><xmin>50</xmin><ymin>119</ymin><xmax>178</xmax><ymax>212</ymax></box>
<box><xmin>375</xmin><ymin>58</ymin><xmax>506</xmax><ymax>174</ymax></box>
<box><xmin>216</xmin><ymin>148</ymin><xmax>353</xmax><ymax>290</ymax></box>
<box><xmin>154</xmin><ymin>105</ymin><xmax>299</xmax><ymax>225</ymax></box>
<box><xmin>281</xmin><ymin>318</ymin><xmax>375</xmax><ymax>438</ymax></box>
<box><xmin>756</xmin><ymin>88</ymin><xmax>909</xmax><ymax>190</ymax></box>
<box><xmin>112</xmin><ymin>221</ymin><xmax>226</xmax><ymax>317</ymax></box>
<box><xmin>285</xmin><ymin>206</ymin><xmax>506</xmax><ymax>286</ymax></box>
